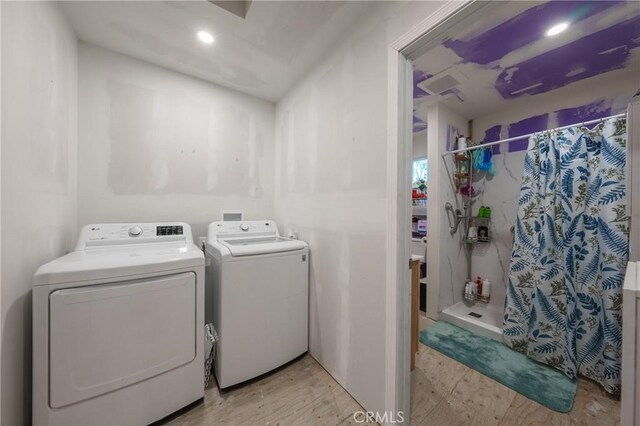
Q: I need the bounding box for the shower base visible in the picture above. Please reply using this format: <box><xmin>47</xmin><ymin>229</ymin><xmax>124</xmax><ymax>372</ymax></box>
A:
<box><xmin>440</xmin><ymin>301</ymin><xmax>503</xmax><ymax>342</ymax></box>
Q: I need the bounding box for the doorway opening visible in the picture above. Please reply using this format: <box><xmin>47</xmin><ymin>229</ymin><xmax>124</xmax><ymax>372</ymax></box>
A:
<box><xmin>396</xmin><ymin>0</ymin><xmax>638</xmax><ymax>422</ymax></box>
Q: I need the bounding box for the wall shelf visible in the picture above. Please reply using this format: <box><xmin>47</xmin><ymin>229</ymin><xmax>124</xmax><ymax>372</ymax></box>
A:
<box><xmin>412</xmin><ymin>205</ymin><xmax>427</xmax><ymax>216</ymax></box>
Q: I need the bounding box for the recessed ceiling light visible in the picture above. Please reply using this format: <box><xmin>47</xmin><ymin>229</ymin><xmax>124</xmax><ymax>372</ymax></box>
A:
<box><xmin>546</xmin><ymin>22</ymin><xmax>569</xmax><ymax>37</ymax></box>
<box><xmin>197</xmin><ymin>30</ymin><xmax>214</xmax><ymax>44</ymax></box>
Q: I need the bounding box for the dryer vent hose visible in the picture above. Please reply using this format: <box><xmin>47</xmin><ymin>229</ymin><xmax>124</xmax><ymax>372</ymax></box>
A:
<box><xmin>204</xmin><ymin>323</ymin><xmax>218</xmax><ymax>388</ymax></box>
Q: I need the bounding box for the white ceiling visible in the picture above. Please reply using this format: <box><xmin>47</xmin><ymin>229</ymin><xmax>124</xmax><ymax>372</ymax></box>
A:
<box><xmin>61</xmin><ymin>1</ymin><xmax>373</xmax><ymax>102</ymax></box>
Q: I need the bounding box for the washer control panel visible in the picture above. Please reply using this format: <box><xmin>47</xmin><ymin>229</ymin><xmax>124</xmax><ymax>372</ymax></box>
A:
<box><xmin>209</xmin><ymin>220</ymin><xmax>278</xmax><ymax>240</ymax></box>
<box><xmin>156</xmin><ymin>225</ymin><xmax>183</xmax><ymax>236</ymax></box>
<box><xmin>128</xmin><ymin>226</ymin><xmax>143</xmax><ymax>237</ymax></box>
<box><xmin>76</xmin><ymin>222</ymin><xmax>192</xmax><ymax>250</ymax></box>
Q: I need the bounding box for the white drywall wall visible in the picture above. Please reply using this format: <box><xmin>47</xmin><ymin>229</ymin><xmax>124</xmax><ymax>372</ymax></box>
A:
<box><xmin>274</xmin><ymin>0</ymin><xmax>446</xmax><ymax>414</ymax></box>
<box><xmin>1</xmin><ymin>2</ymin><xmax>78</xmax><ymax>424</ymax></box>
<box><xmin>77</xmin><ymin>43</ymin><xmax>275</xmax><ymax>239</ymax></box>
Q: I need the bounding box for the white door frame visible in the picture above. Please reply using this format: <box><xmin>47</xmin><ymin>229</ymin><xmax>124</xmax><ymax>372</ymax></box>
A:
<box><xmin>385</xmin><ymin>1</ymin><xmax>487</xmax><ymax>421</ymax></box>
<box><xmin>0</xmin><ymin>1</ymin><xmax>3</xmax><ymax>420</ymax></box>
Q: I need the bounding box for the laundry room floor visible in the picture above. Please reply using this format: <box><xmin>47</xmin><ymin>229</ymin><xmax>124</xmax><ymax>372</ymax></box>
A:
<box><xmin>166</xmin><ymin>355</ymin><xmax>371</xmax><ymax>425</ymax></box>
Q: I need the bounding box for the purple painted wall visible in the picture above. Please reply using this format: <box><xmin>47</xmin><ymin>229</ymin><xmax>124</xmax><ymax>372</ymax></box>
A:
<box><xmin>480</xmin><ymin>99</ymin><xmax>626</xmax><ymax>154</ymax></box>
<box><xmin>507</xmin><ymin>114</ymin><xmax>549</xmax><ymax>152</ymax></box>
<box><xmin>483</xmin><ymin>125</ymin><xmax>502</xmax><ymax>155</ymax></box>
<box><xmin>555</xmin><ymin>100</ymin><xmax>612</xmax><ymax>127</ymax></box>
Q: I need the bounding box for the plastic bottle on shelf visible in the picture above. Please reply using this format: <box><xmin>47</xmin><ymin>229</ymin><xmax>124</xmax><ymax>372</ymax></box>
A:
<box><xmin>482</xmin><ymin>278</ymin><xmax>491</xmax><ymax>300</ymax></box>
<box><xmin>457</xmin><ymin>136</ymin><xmax>467</xmax><ymax>151</ymax></box>
<box><xmin>467</xmin><ymin>219</ymin><xmax>478</xmax><ymax>242</ymax></box>
<box><xmin>476</xmin><ymin>276</ymin><xmax>483</xmax><ymax>298</ymax></box>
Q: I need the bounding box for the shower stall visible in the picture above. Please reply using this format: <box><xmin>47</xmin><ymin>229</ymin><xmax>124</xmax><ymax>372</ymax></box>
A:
<box><xmin>437</xmin><ymin>113</ymin><xmax>629</xmax><ymax>344</ymax></box>
<box><xmin>439</xmin><ymin>137</ymin><xmax>511</xmax><ymax>342</ymax></box>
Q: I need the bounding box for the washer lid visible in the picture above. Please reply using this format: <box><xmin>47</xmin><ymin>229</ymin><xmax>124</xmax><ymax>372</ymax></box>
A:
<box><xmin>33</xmin><ymin>243</ymin><xmax>204</xmax><ymax>286</ymax></box>
<box><xmin>219</xmin><ymin>236</ymin><xmax>306</xmax><ymax>257</ymax></box>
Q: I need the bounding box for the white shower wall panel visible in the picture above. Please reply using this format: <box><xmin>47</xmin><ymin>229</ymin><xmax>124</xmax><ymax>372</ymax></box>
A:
<box><xmin>467</xmin><ymin>151</ymin><xmax>525</xmax><ymax>311</ymax></box>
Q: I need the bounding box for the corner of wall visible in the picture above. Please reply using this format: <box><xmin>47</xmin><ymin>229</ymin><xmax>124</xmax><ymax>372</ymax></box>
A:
<box><xmin>1</xmin><ymin>2</ymin><xmax>78</xmax><ymax>424</ymax></box>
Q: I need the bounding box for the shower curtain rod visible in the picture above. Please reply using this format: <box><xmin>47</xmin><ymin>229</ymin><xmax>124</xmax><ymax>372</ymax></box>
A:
<box><xmin>442</xmin><ymin>112</ymin><xmax>627</xmax><ymax>157</ymax></box>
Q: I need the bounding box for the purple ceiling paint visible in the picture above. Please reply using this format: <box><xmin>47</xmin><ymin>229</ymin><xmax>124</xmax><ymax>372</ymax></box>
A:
<box><xmin>413</xmin><ymin>70</ymin><xmax>432</xmax><ymax>98</ymax></box>
<box><xmin>507</xmin><ymin>114</ymin><xmax>549</xmax><ymax>152</ymax></box>
<box><xmin>555</xmin><ymin>100</ymin><xmax>612</xmax><ymax>127</ymax></box>
<box><xmin>496</xmin><ymin>15</ymin><xmax>640</xmax><ymax>99</ymax></box>
<box><xmin>443</xmin><ymin>1</ymin><xmax>621</xmax><ymax>66</ymax></box>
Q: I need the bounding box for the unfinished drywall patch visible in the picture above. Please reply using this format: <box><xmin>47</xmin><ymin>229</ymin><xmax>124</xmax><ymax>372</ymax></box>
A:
<box><xmin>105</xmin><ymin>80</ymin><xmax>262</xmax><ymax>195</ymax></box>
<box><xmin>78</xmin><ymin>43</ymin><xmax>274</xmax><ymax>232</ymax></box>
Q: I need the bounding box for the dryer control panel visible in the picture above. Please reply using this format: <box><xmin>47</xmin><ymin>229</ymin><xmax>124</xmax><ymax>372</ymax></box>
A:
<box><xmin>75</xmin><ymin>223</ymin><xmax>193</xmax><ymax>250</ymax></box>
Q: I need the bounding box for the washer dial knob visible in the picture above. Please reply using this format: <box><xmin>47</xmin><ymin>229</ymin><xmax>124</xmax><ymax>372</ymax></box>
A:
<box><xmin>128</xmin><ymin>226</ymin><xmax>143</xmax><ymax>237</ymax></box>
<box><xmin>240</xmin><ymin>223</ymin><xmax>250</xmax><ymax>232</ymax></box>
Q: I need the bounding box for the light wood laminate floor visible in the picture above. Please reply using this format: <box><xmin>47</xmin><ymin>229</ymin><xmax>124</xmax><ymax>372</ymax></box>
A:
<box><xmin>168</xmin><ymin>317</ymin><xmax>620</xmax><ymax>425</ymax></box>
<box><xmin>166</xmin><ymin>355</ymin><xmax>371</xmax><ymax>426</ymax></box>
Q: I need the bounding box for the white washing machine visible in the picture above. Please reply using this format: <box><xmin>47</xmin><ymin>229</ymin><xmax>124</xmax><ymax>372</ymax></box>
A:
<box><xmin>33</xmin><ymin>223</ymin><xmax>204</xmax><ymax>425</ymax></box>
<box><xmin>205</xmin><ymin>220</ymin><xmax>309</xmax><ymax>388</ymax></box>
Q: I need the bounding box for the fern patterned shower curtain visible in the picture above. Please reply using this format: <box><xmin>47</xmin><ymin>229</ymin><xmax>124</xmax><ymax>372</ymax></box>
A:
<box><xmin>503</xmin><ymin>117</ymin><xmax>628</xmax><ymax>394</ymax></box>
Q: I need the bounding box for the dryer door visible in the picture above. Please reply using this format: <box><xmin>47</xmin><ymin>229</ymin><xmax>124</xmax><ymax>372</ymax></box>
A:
<box><xmin>49</xmin><ymin>272</ymin><xmax>196</xmax><ymax>408</ymax></box>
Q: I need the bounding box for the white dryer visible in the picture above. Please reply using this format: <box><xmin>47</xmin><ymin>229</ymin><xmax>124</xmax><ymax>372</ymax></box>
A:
<box><xmin>33</xmin><ymin>223</ymin><xmax>204</xmax><ymax>425</ymax></box>
<box><xmin>205</xmin><ymin>220</ymin><xmax>309</xmax><ymax>388</ymax></box>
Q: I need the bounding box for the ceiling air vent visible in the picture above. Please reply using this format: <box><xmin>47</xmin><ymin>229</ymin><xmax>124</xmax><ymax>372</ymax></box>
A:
<box><xmin>417</xmin><ymin>67</ymin><xmax>467</xmax><ymax>96</ymax></box>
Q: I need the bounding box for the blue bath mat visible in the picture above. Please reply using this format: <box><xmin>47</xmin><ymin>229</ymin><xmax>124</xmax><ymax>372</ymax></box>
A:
<box><xmin>419</xmin><ymin>321</ymin><xmax>577</xmax><ymax>412</ymax></box>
